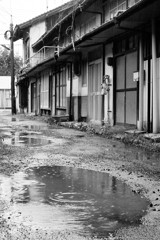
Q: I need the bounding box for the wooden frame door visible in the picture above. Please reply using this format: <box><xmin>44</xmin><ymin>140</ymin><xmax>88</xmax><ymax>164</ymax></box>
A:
<box><xmin>88</xmin><ymin>59</ymin><xmax>102</xmax><ymax>122</ymax></box>
<box><xmin>115</xmin><ymin>51</ymin><xmax>138</xmax><ymax>125</ymax></box>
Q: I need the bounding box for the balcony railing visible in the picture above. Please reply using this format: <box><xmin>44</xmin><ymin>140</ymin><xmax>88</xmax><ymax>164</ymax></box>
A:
<box><xmin>24</xmin><ymin>46</ymin><xmax>58</xmax><ymax>68</ymax></box>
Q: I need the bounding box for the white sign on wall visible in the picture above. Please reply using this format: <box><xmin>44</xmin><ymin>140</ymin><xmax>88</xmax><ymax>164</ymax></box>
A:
<box><xmin>133</xmin><ymin>71</ymin><xmax>139</xmax><ymax>82</ymax></box>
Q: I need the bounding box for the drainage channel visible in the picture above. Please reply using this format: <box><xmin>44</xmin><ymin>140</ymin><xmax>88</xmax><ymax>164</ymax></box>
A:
<box><xmin>0</xmin><ymin>166</ymin><xmax>150</xmax><ymax>238</ymax></box>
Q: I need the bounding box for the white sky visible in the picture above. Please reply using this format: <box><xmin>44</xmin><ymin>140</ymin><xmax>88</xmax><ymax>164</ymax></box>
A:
<box><xmin>0</xmin><ymin>0</ymin><xmax>70</xmax><ymax>54</ymax></box>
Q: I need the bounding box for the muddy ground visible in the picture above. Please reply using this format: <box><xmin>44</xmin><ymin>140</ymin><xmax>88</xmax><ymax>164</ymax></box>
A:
<box><xmin>0</xmin><ymin>112</ymin><xmax>160</xmax><ymax>240</ymax></box>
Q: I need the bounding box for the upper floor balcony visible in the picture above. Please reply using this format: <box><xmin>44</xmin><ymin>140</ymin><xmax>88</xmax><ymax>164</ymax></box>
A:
<box><xmin>23</xmin><ymin>46</ymin><xmax>61</xmax><ymax>69</ymax></box>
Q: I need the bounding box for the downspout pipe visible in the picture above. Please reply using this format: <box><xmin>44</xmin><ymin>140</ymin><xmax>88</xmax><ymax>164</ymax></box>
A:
<box><xmin>102</xmin><ymin>44</ymin><xmax>105</xmax><ymax>124</ymax></box>
<box><xmin>138</xmin><ymin>35</ymin><xmax>144</xmax><ymax>131</ymax></box>
<box><xmin>152</xmin><ymin>19</ymin><xmax>159</xmax><ymax>133</ymax></box>
<box><xmin>69</xmin><ymin>62</ymin><xmax>73</xmax><ymax>121</ymax></box>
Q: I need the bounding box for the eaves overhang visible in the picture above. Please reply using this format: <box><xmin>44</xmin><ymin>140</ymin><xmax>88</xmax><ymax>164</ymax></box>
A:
<box><xmin>18</xmin><ymin>0</ymin><xmax>160</xmax><ymax>80</ymax></box>
<box><xmin>32</xmin><ymin>0</ymin><xmax>160</xmax><ymax>51</ymax></box>
<box><xmin>13</xmin><ymin>0</ymin><xmax>82</xmax><ymax>42</ymax></box>
<box><xmin>13</xmin><ymin>12</ymin><xmax>49</xmax><ymax>41</ymax></box>
<box><xmin>31</xmin><ymin>11</ymin><xmax>74</xmax><ymax>50</ymax></box>
<box><xmin>59</xmin><ymin>0</ymin><xmax>160</xmax><ymax>51</ymax></box>
<box><xmin>32</xmin><ymin>0</ymin><xmax>96</xmax><ymax>50</ymax></box>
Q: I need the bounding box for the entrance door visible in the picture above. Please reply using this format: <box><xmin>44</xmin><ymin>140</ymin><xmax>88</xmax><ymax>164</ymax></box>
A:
<box><xmin>52</xmin><ymin>75</ymin><xmax>56</xmax><ymax>116</ymax></box>
<box><xmin>31</xmin><ymin>82</ymin><xmax>36</xmax><ymax>113</ymax></box>
<box><xmin>88</xmin><ymin>60</ymin><xmax>102</xmax><ymax>122</ymax></box>
<box><xmin>55</xmin><ymin>69</ymin><xmax>67</xmax><ymax>116</ymax></box>
<box><xmin>36</xmin><ymin>79</ymin><xmax>41</xmax><ymax>115</ymax></box>
<box><xmin>115</xmin><ymin>51</ymin><xmax>138</xmax><ymax>125</ymax></box>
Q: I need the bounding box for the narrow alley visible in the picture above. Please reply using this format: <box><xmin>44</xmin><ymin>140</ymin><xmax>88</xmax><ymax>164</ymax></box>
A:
<box><xmin>0</xmin><ymin>110</ymin><xmax>160</xmax><ymax>240</ymax></box>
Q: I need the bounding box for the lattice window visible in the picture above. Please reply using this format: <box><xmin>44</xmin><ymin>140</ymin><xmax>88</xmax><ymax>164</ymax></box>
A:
<box><xmin>56</xmin><ymin>68</ymin><xmax>66</xmax><ymax>108</ymax></box>
<box><xmin>41</xmin><ymin>74</ymin><xmax>49</xmax><ymax>108</ymax></box>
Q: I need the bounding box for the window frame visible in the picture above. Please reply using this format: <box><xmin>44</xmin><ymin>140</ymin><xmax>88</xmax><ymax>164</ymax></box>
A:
<box><xmin>56</xmin><ymin>68</ymin><xmax>67</xmax><ymax>109</ymax></box>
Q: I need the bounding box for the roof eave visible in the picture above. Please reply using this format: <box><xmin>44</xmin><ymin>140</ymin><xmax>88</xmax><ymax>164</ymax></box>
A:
<box><xmin>13</xmin><ymin>0</ymin><xmax>81</xmax><ymax>42</ymax></box>
<box><xmin>32</xmin><ymin>0</ymin><xmax>94</xmax><ymax>50</ymax></box>
<box><xmin>17</xmin><ymin>0</ymin><xmax>159</xmax><ymax>77</ymax></box>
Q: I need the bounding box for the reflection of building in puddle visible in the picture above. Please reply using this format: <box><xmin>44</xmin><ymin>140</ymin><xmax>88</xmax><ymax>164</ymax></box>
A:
<box><xmin>22</xmin><ymin>125</ymin><xmax>49</xmax><ymax>131</ymax></box>
<box><xmin>10</xmin><ymin>203</ymin><xmax>85</xmax><ymax>232</ymax></box>
<box><xmin>10</xmin><ymin>172</ymin><xmax>31</xmax><ymax>203</ymax></box>
<box><xmin>3</xmin><ymin>131</ymin><xmax>66</xmax><ymax>147</ymax></box>
<box><xmin>3</xmin><ymin>132</ymin><xmax>51</xmax><ymax>147</ymax></box>
<box><xmin>3</xmin><ymin>166</ymin><xmax>150</xmax><ymax>238</ymax></box>
<box><xmin>29</xmin><ymin>183</ymin><xmax>46</xmax><ymax>202</ymax></box>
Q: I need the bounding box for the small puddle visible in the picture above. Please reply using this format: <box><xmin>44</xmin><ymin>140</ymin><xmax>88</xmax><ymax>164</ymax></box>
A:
<box><xmin>3</xmin><ymin>137</ymin><xmax>51</xmax><ymax>147</ymax></box>
<box><xmin>22</xmin><ymin>125</ymin><xmax>58</xmax><ymax>130</ymax></box>
<box><xmin>1</xmin><ymin>126</ymin><xmax>66</xmax><ymax>147</ymax></box>
<box><xmin>2</xmin><ymin>132</ymin><xmax>51</xmax><ymax>147</ymax></box>
<box><xmin>0</xmin><ymin>166</ymin><xmax>150</xmax><ymax>238</ymax></box>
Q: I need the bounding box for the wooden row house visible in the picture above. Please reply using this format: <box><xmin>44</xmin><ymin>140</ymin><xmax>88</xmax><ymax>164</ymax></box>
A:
<box><xmin>13</xmin><ymin>0</ymin><xmax>160</xmax><ymax>133</ymax></box>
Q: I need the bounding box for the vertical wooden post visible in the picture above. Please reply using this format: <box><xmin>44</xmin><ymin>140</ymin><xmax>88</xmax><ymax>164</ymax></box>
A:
<box><xmin>152</xmin><ymin>19</ymin><xmax>159</xmax><ymax>133</ymax></box>
<box><xmin>101</xmin><ymin>44</ymin><xmax>105</xmax><ymax>124</ymax></box>
<box><xmin>138</xmin><ymin>35</ymin><xmax>144</xmax><ymax>130</ymax></box>
<box><xmin>10</xmin><ymin>22</ymin><xmax>16</xmax><ymax>114</ymax></box>
<box><xmin>69</xmin><ymin>62</ymin><xmax>73</xmax><ymax>121</ymax></box>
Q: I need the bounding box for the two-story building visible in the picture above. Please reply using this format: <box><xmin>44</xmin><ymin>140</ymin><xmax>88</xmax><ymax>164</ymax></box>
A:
<box><xmin>14</xmin><ymin>0</ymin><xmax>160</xmax><ymax>133</ymax></box>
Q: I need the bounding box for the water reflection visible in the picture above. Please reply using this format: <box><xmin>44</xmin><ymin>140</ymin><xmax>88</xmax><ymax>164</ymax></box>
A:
<box><xmin>2</xmin><ymin>130</ymin><xmax>65</xmax><ymax>147</ymax></box>
<box><xmin>2</xmin><ymin>130</ymin><xmax>52</xmax><ymax>147</ymax></box>
<box><xmin>22</xmin><ymin>125</ymin><xmax>57</xmax><ymax>130</ymax></box>
<box><xmin>3</xmin><ymin>134</ymin><xmax>51</xmax><ymax>147</ymax></box>
<box><xmin>1</xmin><ymin>166</ymin><xmax>150</xmax><ymax>238</ymax></box>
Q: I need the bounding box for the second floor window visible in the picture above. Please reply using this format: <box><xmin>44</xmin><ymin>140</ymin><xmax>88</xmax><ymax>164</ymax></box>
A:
<box><xmin>24</xmin><ymin>38</ymin><xmax>30</xmax><ymax>62</ymax></box>
<box><xmin>128</xmin><ymin>0</ymin><xmax>141</xmax><ymax>8</ymax></box>
<box><xmin>110</xmin><ymin>0</ymin><xmax>127</xmax><ymax>18</ymax></box>
<box><xmin>104</xmin><ymin>0</ymin><xmax>127</xmax><ymax>22</ymax></box>
<box><xmin>75</xmin><ymin>16</ymin><xmax>97</xmax><ymax>40</ymax></box>
<box><xmin>104</xmin><ymin>0</ymin><xmax>141</xmax><ymax>22</ymax></box>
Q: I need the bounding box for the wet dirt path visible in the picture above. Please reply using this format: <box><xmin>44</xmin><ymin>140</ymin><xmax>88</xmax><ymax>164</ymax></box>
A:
<box><xmin>0</xmin><ymin>112</ymin><xmax>160</xmax><ymax>239</ymax></box>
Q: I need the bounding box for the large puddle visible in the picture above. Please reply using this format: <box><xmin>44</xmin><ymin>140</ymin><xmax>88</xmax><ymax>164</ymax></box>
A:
<box><xmin>0</xmin><ymin>166</ymin><xmax>150</xmax><ymax>238</ymax></box>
